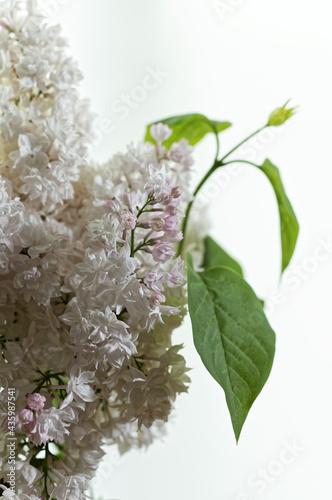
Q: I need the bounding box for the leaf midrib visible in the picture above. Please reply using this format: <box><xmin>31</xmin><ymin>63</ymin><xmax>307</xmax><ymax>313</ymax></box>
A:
<box><xmin>193</xmin><ymin>271</ymin><xmax>242</xmax><ymax>413</ymax></box>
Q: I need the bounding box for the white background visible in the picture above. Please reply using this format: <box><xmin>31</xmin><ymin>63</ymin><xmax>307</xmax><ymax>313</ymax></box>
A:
<box><xmin>52</xmin><ymin>1</ymin><xmax>332</xmax><ymax>499</ymax></box>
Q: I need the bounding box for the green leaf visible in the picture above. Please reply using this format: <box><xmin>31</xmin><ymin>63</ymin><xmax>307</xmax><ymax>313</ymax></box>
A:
<box><xmin>187</xmin><ymin>253</ymin><xmax>275</xmax><ymax>442</ymax></box>
<box><xmin>145</xmin><ymin>113</ymin><xmax>231</xmax><ymax>148</ymax></box>
<box><xmin>258</xmin><ymin>159</ymin><xmax>299</xmax><ymax>272</ymax></box>
<box><xmin>203</xmin><ymin>236</ymin><xmax>243</xmax><ymax>277</ymax></box>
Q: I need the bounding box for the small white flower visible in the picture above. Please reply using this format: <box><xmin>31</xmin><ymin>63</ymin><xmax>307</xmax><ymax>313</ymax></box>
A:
<box><xmin>60</xmin><ymin>299</ymin><xmax>90</xmax><ymax>343</ymax></box>
<box><xmin>124</xmin><ymin>367</ymin><xmax>170</xmax><ymax>409</ymax></box>
<box><xmin>0</xmin><ymin>180</ymin><xmax>24</xmax><ymax>252</ymax></box>
<box><xmin>31</xmin><ymin>407</ymin><xmax>71</xmax><ymax>445</ymax></box>
<box><xmin>89</xmin><ymin>306</ymin><xmax>129</xmax><ymax>343</ymax></box>
<box><xmin>63</xmin><ymin>367</ymin><xmax>98</xmax><ymax>406</ymax></box>
<box><xmin>150</xmin><ymin>123</ymin><xmax>172</xmax><ymax>143</ymax></box>
<box><xmin>19</xmin><ymin>223</ymin><xmax>53</xmax><ymax>258</ymax></box>
<box><xmin>15</xmin><ymin>55</ymin><xmax>50</xmax><ymax>90</ymax></box>
<box><xmin>0</xmin><ymin>84</ymin><xmax>13</xmax><ymax>103</ymax></box>
<box><xmin>144</xmin><ymin>164</ymin><xmax>171</xmax><ymax>197</ymax></box>
<box><xmin>11</xmin><ymin>133</ymin><xmax>50</xmax><ymax>173</ymax></box>
<box><xmin>12</xmin><ymin>257</ymin><xmax>61</xmax><ymax>305</ymax></box>
<box><xmin>87</xmin><ymin>213</ymin><xmax>121</xmax><ymax>246</ymax></box>
<box><xmin>75</xmin><ymin>248</ymin><xmax>108</xmax><ymax>287</ymax></box>
<box><xmin>49</xmin><ymin>473</ymin><xmax>88</xmax><ymax>500</ymax></box>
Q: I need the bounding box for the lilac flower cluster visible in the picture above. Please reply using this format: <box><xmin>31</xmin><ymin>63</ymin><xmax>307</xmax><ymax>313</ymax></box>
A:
<box><xmin>0</xmin><ymin>2</ymin><xmax>193</xmax><ymax>498</ymax></box>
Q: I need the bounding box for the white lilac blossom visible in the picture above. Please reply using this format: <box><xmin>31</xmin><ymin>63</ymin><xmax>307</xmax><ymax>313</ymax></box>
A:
<box><xmin>0</xmin><ymin>2</ymin><xmax>192</xmax><ymax>499</ymax></box>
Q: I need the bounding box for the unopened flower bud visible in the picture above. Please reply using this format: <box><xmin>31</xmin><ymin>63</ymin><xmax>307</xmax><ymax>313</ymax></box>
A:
<box><xmin>138</xmin><ymin>220</ymin><xmax>151</xmax><ymax>229</ymax></box>
<box><xmin>165</xmin><ymin>205</ymin><xmax>177</xmax><ymax>216</ymax></box>
<box><xmin>18</xmin><ymin>408</ymin><xmax>35</xmax><ymax>433</ymax></box>
<box><xmin>26</xmin><ymin>393</ymin><xmax>46</xmax><ymax>411</ymax></box>
<box><xmin>149</xmin><ymin>217</ymin><xmax>165</xmax><ymax>231</ymax></box>
<box><xmin>120</xmin><ymin>211</ymin><xmax>137</xmax><ymax>230</ymax></box>
<box><xmin>168</xmin><ymin>272</ymin><xmax>184</xmax><ymax>287</ymax></box>
<box><xmin>167</xmin><ymin>230</ymin><xmax>183</xmax><ymax>243</ymax></box>
<box><xmin>267</xmin><ymin>99</ymin><xmax>298</xmax><ymax>126</ymax></box>
<box><xmin>19</xmin><ymin>408</ymin><xmax>34</xmax><ymax>423</ymax></box>
<box><xmin>150</xmin><ymin>123</ymin><xmax>172</xmax><ymax>143</ymax></box>
<box><xmin>171</xmin><ymin>186</ymin><xmax>181</xmax><ymax>198</ymax></box>
<box><xmin>168</xmin><ymin>143</ymin><xmax>184</xmax><ymax>163</ymax></box>
<box><xmin>145</xmin><ymin>270</ymin><xmax>161</xmax><ymax>287</ymax></box>
<box><xmin>149</xmin><ymin>291</ymin><xmax>166</xmax><ymax>307</ymax></box>
<box><xmin>152</xmin><ymin>242</ymin><xmax>175</xmax><ymax>263</ymax></box>
<box><xmin>163</xmin><ymin>216</ymin><xmax>177</xmax><ymax>232</ymax></box>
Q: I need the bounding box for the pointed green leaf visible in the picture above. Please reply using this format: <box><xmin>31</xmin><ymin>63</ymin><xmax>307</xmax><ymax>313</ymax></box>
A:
<box><xmin>145</xmin><ymin>113</ymin><xmax>231</xmax><ymax>148</ymax></box>
<box><xmin>258</xmin><ymin>159</ymin><xmax>299</xmax><ymax>272</ymax></box>
<box><xmin>203</xmin><ymin>236</ymin><xmax>243</xmax><ymax>277</ymax></box>
<box><xmin>187</xmin><ymin>253</ymin><xmax>275</xmax><ymax>441</ymax></box>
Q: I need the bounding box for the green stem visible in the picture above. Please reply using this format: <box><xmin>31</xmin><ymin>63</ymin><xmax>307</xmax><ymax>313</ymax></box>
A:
<box><xmin>177</xmin><ymin>159</ymin><xmax>220</xmax><ymax>257</ymax></box>
<box><xmin>211</xmin><ymin>123</ymin><xmax>220</xmax><ymax>160</ymax></box>
<box><xmin>33</xmin><ymin>372</ymin><xmax>65</xmax><ymax>394</ymax></box>
<box><xmin>219</xmin><ymin>126</ymin><xmax>267</xmax><ymax>163</ymax></box>
<box><xmin>130</xmin><ymin>196</ymin><xmax>152</xmax><ymax>257</ymax></box>
<box><xmin>222</xmin><ymin>159</ymin><xmax>259</xmax><ymax>168</ymax></box>
<box><xmin>130</xmin><ymin>229</ymin><xmax>135</xmax><ymax>257</ymax></box>
<box><xmin>133</xmin><ymin>238</ymin><xmax>154</xmax><ymax>254</ymax></box>
<box><xmin>177</xmin><ymin>126</ymin><xmax>268</xmax><ymax>257</ymax></box>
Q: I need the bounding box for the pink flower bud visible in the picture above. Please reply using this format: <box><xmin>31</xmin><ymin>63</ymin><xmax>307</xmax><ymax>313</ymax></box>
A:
<box><xmin>120</xmin><ymin>211</ymin><xmax>137</xmax><ymax>230</ymax></box>
<box><xmin>152</xmin><ymin>242</ymin><xmax>175</xmax><ymax>263</ymax></box>
<box><xmin>18</xmin><ymin>409</ymin><xmax>35</xmax><ymax>433</ymax></box>
<box><xmin>145</xmin><ymin>270</ymin><xmax>162</xmax><ymax>288</ymax></box>
<box><xmin>149</xmin><ymin>291</ymin><xmax>166</xmax><ymax>307</ymax></box>
<box><xmin>138</xmin><ymin>220</ymin><xmax>151</xmax><ymax>229</ymax></box>
<box><xmin>168</xmin><ymin>272</ymin><xmax>184</xmax><ymax>287</ymax></box>
<box><xmin>149</xmin><ymin>217</ymin><xmax>164</xmax><ymax>231</ymax></box>
<box><xmin>165</xmin><ymin>205</ymin><xmax>177</xmax><ymax>216</ymax></box>
<box><xmin>168</xmin><ymin>144</ymin><xmax>184</xmax><ymax>163</ymax></box>
<box><xmin>158</xmin><ymin>193</ymin><xmax>173</xmax><ymax>205</ymax></box>
<box><xmin>146</xmin><ymin>270</ymin><xmax>159</xmax><ymax>282</ymax></box>
<box><xmin>167</xmin><ymin>230</ymin><xmax>183</xmax><ymax>243</ymax></box>
<box><xmin>150</xmin><ymin>123</ymin><xmax>172</xmax><ymax>143</ymax></box>
<box><xmin>26</xmin><ymin>393</ymin><xmax>46</xmax><ymax>411</ymax></box>
<box><xmin>163</xmin><ymin>216</ymin><xmax>177</xmax><ymax>232</ymax></box>
<box><xmin>19</xmin><ymin>408</ymin><xmax>34</xmax><ymax>424</ymax></box>
<box><xmin>171</xmin><ymin>186</ymin><xmax>181</xmax><ymax>199</ymax></box>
